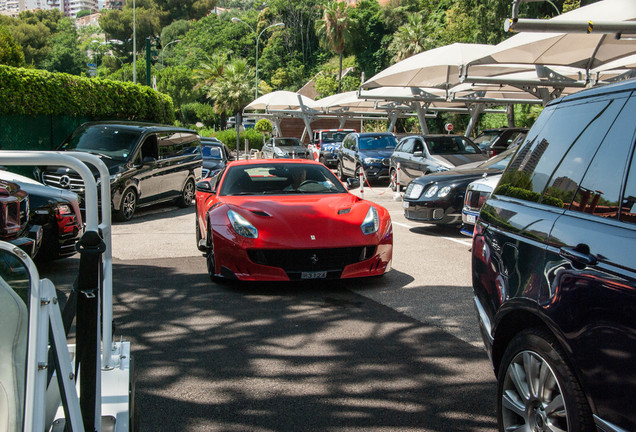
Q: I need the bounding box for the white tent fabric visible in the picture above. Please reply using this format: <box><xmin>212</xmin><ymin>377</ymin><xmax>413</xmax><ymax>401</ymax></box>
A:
<box><xmin>362</xmin><ymin>43</ymin><xmax>503</xmax><ymax>89</ymax></box>
<box><xmin>468</xmin><ymin>0</ymin><xmax>636</xmax><ymax>71</ymax></box>
<box><xmin>245</xmin><ymin>91</ymin><xmax>316</xmax><ymax>111</ymax></box>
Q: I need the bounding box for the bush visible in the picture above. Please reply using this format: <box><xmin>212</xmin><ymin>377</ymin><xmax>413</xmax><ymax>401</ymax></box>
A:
<box><xmin>0</xmin><ymin>65</ymin><xmax>175</xmax><ymax>123</ymax></box>
<box><xmin>213</xmin><ymin>128</ymin><xmax>265</xmax><ymax>152</ymax></box>
<box><xmin>180</xmin><ymin>102</ymin><xmax>216</xmax><ymax>127</ymax></box>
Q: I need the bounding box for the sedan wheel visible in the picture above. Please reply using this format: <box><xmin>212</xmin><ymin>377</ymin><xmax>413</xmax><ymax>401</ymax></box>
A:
<box><xmin>498</xmin><ymin>328</ymin><xmax>594</xmax><ymax>432</ymax></box>
<box><xmin>114</xmin><ymin>188</ymin><xmax>137</xmax><ymax>222</ymax></box>
<box><xmin>176</xmin><ymin>179</ymin><xmax>195</xmax><ymax>208</ymax></box>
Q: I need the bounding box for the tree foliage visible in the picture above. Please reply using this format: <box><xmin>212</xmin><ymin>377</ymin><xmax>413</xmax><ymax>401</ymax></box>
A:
<box><xmin>0</xmin><ymin>26</ymin><xmax>25</xmax><ymax>67</ymax></box>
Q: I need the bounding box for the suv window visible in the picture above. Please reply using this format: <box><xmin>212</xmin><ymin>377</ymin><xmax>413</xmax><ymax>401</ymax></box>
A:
<box><xmin>398</xmin><ymin>138</ymin><xmax>414</xmax><ymax>153</ymax></box>
<box><xmin>565</xmin><ymin>96</ymin><xmax>636</xmax><ymax>219</ymax></box>
<box><xmin>498</xmin><ymin>95</ymin><xmax>628</xmax><ymax>205</ymax></box>
<box><xmin>61</xmin><ymin>125</ymin><xmax>142</xmax><ymax>161</ymax></box>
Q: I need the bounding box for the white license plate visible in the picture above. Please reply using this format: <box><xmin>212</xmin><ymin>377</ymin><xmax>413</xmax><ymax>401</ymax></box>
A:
<box><xmin>466</xmin><ymin>214</ymin><xmax>476</xmax><ymax>224</ymax></box>
<box><xmin>402</xmin><ymin>201</ymin><xmax>409</xmax><ymax>209</ymax></box>
<box><xmin>301</xmin><ymin>271</ymin><xmax>327</xmax><ymax>279</ymax></box>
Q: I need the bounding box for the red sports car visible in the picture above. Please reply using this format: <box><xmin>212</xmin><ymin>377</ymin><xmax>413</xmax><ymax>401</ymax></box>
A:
<box><xmin>195</xmin><ymin>159</ymin><xmax>393</xmax><ymax>282</ymax></box>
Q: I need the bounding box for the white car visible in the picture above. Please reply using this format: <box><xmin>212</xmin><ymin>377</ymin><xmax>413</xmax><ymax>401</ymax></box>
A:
<box><xmin>460</xmin><ymin>173</ymin><xmax>502</xmax><ymax>236</ymax></box>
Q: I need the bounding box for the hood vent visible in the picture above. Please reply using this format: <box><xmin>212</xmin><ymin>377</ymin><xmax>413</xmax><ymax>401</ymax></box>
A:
<box><xmin>338</xmin><ymin>208</ymin><xmax>351</xmax><ymax>215</ymax></box>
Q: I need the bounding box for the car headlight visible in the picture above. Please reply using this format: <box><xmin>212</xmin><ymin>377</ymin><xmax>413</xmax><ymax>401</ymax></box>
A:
<box><xmin>405</xmin><ymin>183</ymin><xmax>424</xmax><ymax>199</ymax></box>
<box><xmin>437</xmin><ymin>186</ymin><xmax>452</xmax><ymax>198</ymax></box>
<box><xmin>361</xmin><ymin>206</ymin><xmax>379</xmax><ymax>235</ymax></box>
<box><xmin>97</xmin><ymin>173</ymin><xmax>121</xmax><ymax>186</ymax></box>
<box><xmin>424</xmin><ymin>185</ymin><xmax>439</xmax><ymax>198</ymax></box>
<box><xmin>364</xmin><ymin>157</ymin><xmax>382</xmax><ymax>164</ymax></box>
<box><xmin>227</xmin><ymin>209</ymin><xmax>258</xmax><ymax>238</ymax></box>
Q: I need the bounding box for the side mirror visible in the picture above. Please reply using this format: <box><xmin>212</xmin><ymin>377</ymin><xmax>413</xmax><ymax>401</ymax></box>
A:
<box><xmin>346</xmin><ymin>178</ymin><xmax>360</xmax><ymax>189</ymax></box>
<box><xmin>196</xmin><ymin>180</ymin><xmax>214</xmax><ymax>194</ymax></box>
<box><xmin>142</xmin><ymin>156</ymin><xmax>156</xmax><ymax>165</ymax></box>
<box><xmin>413</xmin><ymin>151</ymin><xmax>423</xmax><ymax>157</ymax></box>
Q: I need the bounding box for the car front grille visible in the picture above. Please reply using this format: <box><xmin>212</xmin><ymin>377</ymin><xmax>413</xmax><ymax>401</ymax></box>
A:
<box><xmin>42</xmin><ymin>171</ymin><xmax>85</xmax><ymax>193</ymax></box>
<box><xmin>247</xmin><ymin>246</ymin><xmax>376</xmax><ymax>275</ymax></box>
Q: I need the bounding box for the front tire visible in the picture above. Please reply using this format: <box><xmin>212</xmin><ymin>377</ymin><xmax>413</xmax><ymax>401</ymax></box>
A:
<box><xmin>176</xmin><ymin>179</ymin><xmax>195</xmax><ymax>208</ymax></box>
<box><xmin>114</xmin><ymin>188</ymin><xmax>137</xmax><ymax>222</ymax></box>
<box><xmin>497</xmin><ymin>328</ymin><xmax>594</xmax><ymax>432</ymax></box>
<box><xmin>337</xmin><ymin>161</ymin><xmax>346</xmax><ymax>181</ymax></box>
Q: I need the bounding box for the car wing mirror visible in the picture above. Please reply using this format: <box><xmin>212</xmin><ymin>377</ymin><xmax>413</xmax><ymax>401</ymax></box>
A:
<box><xmin>142</xmin><ymin>156</ymin><xmax>156</xmax><ymax>165</ymax></box>
<box><xmin>196</xmin><ymin>180</ymin><xmax>214</xmax><ymax>194</ymax></box>
<box><xmin>413</xmin><ymin>151</ymin><xmax>423</xmax><ymax>157</ymax></box>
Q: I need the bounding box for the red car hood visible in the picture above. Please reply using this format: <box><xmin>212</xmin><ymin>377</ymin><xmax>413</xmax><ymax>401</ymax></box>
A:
<box><xmin>217</xmin><ymin>193</ymin><xmax>383</xmax><ymax>249</ymax></box>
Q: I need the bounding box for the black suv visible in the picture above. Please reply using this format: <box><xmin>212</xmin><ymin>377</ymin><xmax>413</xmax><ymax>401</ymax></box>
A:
<box><xmin>336</xmin><ymin>132</ymin><xmax>397</xmax><ymax>182</ymax></box>
<box><xmin>38</xmin><ymin>121</ymin><xmax>202</xmax><ymax>222</ymax></box>
<box><xmin>472</xmin><ymin>79</ymin><xmax>636</xmax><ymax>432</ymax></box>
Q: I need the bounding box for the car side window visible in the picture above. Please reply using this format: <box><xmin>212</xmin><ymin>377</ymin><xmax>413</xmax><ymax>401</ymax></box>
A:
<box><xmin>563</xmin><ymin>97</ymin><xmax>636</xmax><ymax>219</ymax></box>
<box><xmin>413</xmin><ymin>139</ymin><xmax>423</xmax><ymax>154</ymax></box>
<box><xmin>498</xmin><ymin>95</ymin><xmax>628</xmax><ymax>206</ymax></box>
<box><xmin>622</xmin><ymin>148</ymin><xmax>636</xmax><ymax>224</ymax></box>
<box><xmin>400</xmin><ymin>138</ymin><xmax>414</xmax><ymax>154</ymax></box>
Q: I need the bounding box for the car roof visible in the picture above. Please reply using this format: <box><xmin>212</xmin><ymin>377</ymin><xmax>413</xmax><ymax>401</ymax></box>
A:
<box><xmin>550</xmin><ymin>77</ymin><xmax>636</xmax><ymax>106</ymax></box>
<box><xmin>354</xmin><ymin>132</ymin><xmax>395</xmax><ymax>137</ymax></box>
<box><xmin>226</xmin><ymin>158</ymin><xmax>321</xmax><ymax>168</ymax></box>
<box><xmin>79</xmin><ymin>121</ymin><xmax>196</xmax><ymax>134</ymax></box>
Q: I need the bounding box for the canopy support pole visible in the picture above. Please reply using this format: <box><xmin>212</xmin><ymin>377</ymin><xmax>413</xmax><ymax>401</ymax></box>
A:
<box><xmin>465</xmin><ymin>103</ymin><xmax>485</xmax><ymax>137</ymax></box>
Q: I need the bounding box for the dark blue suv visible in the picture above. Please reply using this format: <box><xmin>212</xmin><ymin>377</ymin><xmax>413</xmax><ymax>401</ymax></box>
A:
<box><xmin>472</xmin><ymin>79</ymin><xmax>636</xmax><ymax>432</ymax></box>
<box><xmin>336</xmin><ymin>132</ymin><xmax>397</xmax><ymax>183</ymax></box>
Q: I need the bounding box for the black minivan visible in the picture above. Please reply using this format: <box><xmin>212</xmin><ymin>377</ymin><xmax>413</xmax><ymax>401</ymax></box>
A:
<box><xmin>472</xmin><ymin>79</ymin><xmax>636</xmax><ymax>432</ymax></box>
<box><xmin>38</xmin><ymin>121</ymin><xmax>202</xmax><ymax>221</ymax></box>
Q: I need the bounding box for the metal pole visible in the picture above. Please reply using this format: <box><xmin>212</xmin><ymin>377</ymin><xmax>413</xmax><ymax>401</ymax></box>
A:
<box><xmin>132</xmin><ymin>0</ymin><xmax>136</xmax><ymax>84</ymax></box>
<box><xmin>161</xmin><ymin>39</ymin><xmax>181</xmax><ymax>67</ymax></box>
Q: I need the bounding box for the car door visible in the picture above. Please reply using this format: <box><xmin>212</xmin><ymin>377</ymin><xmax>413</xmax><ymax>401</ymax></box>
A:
<box><xmin>391</xmin><ymin>138</ymin><xmax>411</xmax><ymax>183</ymax></box>
<box><xmin>131</xmin><ymin>132</ymin><xmax>163</xmax><ymax>204</ymax></box>
<box><xmin>340</xmin><ymin>135</ymin><xmax>356</xmax><ymax>176</ymax></box>
<box><xmin>405</xmin><ymin>138</ymin><xmax>426</xmax><ymax>181</ymax></box>
<box><xmin>544</xmin><ymin>94</ymin><xmax>636</xmax><ymax>431</ymax></box>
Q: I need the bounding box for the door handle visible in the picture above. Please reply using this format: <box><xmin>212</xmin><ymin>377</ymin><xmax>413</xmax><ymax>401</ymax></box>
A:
<box><xmin>559</xmin><ymin>245</ymin><xmax>597</xmax><ymax>267</ymax></box>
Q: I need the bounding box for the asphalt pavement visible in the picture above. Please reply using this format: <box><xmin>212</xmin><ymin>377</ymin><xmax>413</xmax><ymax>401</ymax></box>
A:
<box><xmin>38</xmin><ymin>184</ymin><xmax>497</xmax><ymax>432</ymax></box>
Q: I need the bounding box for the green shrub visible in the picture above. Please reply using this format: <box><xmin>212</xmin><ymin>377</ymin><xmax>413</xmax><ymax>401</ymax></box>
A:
<box><xmin>0</xmin><ymin>65</ymin><xmax>175</xmax><ymax>123</ymax></box>
<box><xmin>213</xmin><ymin>128</ymin><xmax>265</xmax><ymax>151</ymax></box>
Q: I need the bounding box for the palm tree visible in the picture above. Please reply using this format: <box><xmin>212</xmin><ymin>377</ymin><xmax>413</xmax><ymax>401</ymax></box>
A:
<box><xmin>388</xmin><ymin>14</ymin><xmax>429</xmax><ymax>63</ymax></box>
<box><xmin>204</xmin><ymin>58</ymin><xmax>254</xmax><ymax>150</ymax></box>
<box><xmin>315</xmin><ymin>1</ymin><xmax>353</xmax><ymax>93</ymax></box>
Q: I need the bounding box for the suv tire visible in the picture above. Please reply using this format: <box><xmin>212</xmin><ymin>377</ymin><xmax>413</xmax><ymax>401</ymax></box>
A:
<box><xmin>176</xmin><ymin>179</ymin><xmax>195</xmax><ymax>208</ymax></box>
<box><xmin>337</xmin><ymin>161</ymin><xmax>346</xmax><ymax>181</ymax></box>
<box><xmin>497</xmin><ymin>328</ymin><xmax>594</xmax><ymax>432</ymax></box>
<box><xmin>114</xmin><ymin>188</ymin><xmax>137</xmax><ymax>222</ymax></box>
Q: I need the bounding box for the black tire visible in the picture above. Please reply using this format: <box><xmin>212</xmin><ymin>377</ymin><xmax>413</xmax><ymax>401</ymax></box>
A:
<box><xmin>497</xmin><ymin>328</ymin><xmax>594</xmax><ymax>432</ymax></box>
<box><xmin>319</xmin><ymin>155</ymin><xmax>326</xmax><ymax>165</ymax></box>
<box><xmin>389</xmin><ymin>168</ymin><xmax>398</xmax><ymax>192</ymax></box>
<box><xmin>337</xmin><ymin>161</ymin><xmax>347</xmax><ymax>181</ymax></box>
<box><xmin>114</xmin><ymin>188</ymin><xmax>137</xmax><ymax>222</ymax></box>
<box><xmin>176</xmin><ymin>178</ymin><xmax>195</xmax><ymax>208</ymax></box>
<box><xmin>195</xmin><ymin>211</ymin><xmax>205</xmax><ymax>252</ymax></box>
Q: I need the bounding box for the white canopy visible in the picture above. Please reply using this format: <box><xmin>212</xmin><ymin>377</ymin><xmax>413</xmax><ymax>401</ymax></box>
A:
<box><xmin>468</xmin><ymin>0</ymin><xmax>636</xmax><ymax>71</ymax></box>
<box><xmin>245</xmin><ymin>91</ymin><xmax>316</xmax><ymax>111</ymax></box>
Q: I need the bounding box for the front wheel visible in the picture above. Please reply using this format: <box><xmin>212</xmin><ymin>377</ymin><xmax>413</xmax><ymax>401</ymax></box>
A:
<box><xmin>337</xmin><ymin>161</ymin><xmax>346</xmax><ymax>181</ymax></box>
<box><xmin>114</xmin><ymin>188</ymin><xmax>137</xmax><ymax>222</ymax></box>
<box><xmin>497</xmin><ymin>328</ymin><xmax>594</xmax><ymax>432</ymax></box>
<box><xmin>176</xmin><ymin>179</ymin><xmax>195</xmax><ymax>208</ymax></box>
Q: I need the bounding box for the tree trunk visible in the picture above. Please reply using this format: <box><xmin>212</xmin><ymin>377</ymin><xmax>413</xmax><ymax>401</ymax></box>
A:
<box><xmin>507</xmin><ymin>105</ymin><xmax>515</xmax><ymax>127</ymax></box>
<box><xmin>338</xmin><ymin>52</ymin><xmax>343</xmax><ymax>93</ymax></box>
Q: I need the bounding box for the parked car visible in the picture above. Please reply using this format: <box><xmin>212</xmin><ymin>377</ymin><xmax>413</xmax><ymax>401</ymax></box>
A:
<box><xmin>336</xmin><ymin>132</ymin><xmax>398</xmax><ymax>183</ymax></box>
<box><xmin>0</xmin><ymin>169</ymin><xmax>83</xmax><ymax>261</ymax></box>
<box><xmin>37</xmin><ymin>121</ymin><xmax>202</xmax><ymax>222</ymax></box>
<box><xmin>472</xmin><ymin>127</ymin><xmax>528</xmax><ymax>157</ymax></box>
<box><xmin>0</xmin><ymin>178</ymin><xmax>41</xmax><ymax>257</ymax></box>
<box><xmin>195</xmin><ymin>159</ymin><xmax>393</xmax><ymax>282</ymax></box>
<box><xmin>402</xmin><ymin>147</ymin><xmax>515</xmax><ymax>226</ymax></box>
<box><xmin>201</xmin><ymin>137</ymin><xmax>233</xmax><ymax>179</ymax></box>
<box><xmin>460</xmin><ymin>173</ymin><xmax>501</xmax><ymax>236</ymax></box>
<box><xmin>261</xmin><ymin>137</ymin><xmax>309</xmax><ymax>159</ymax></box>
<box><xmin>389</xmin><ymin>134</ymin><xmax>487</xmax><ymax>191</ymax></box>
<box><xmin>308</xmin><ymin>129</ymin><xmax>356</xmax><ymax>167</ymax></box>
<box><xmin>472</xmin><ymin>79</ymin><xmax>636</xmax><ymax>432</ymax></box>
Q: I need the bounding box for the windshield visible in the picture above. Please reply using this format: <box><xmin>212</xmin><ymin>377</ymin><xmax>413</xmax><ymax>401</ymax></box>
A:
<box><xmin>478</xmin><ymin>148</ymin><xmax>516</xmax><ymax>170</ymax></box>
<box><xmin>358</xmin><ymin>135</ymin><xmax>397</xmax><ymax>150</ymax></box>
<box><xmin>473</xmin><ymin>132</ymin><xmax>499</xmax><ymax>145</ymax></box>
<box><xmin>60</xmin><ymin>125</ymin><xmax>141</xmax><ymax>161</ymax></box>
<box><xmin>425</xmin><ymin>136</ymin><xmax>479</xmax><ymax>155</ymax></box>
<box><xmin>321</xmin><ymin>131</ymin><xmax>351</xmax><ymax>143</ymax></box>
<box><xmin>220</xmin><ymin>163</ymin><xmax>347</xmax><ymax>196</ymax></box>
<box><xmin>202</xmin><ymin>146</ymin><xmax>222</xmax><ymax>159</ymax></box>
<box><xmin>273</xmin><ymin>138</ymin><xmax>301</xmax><ymax>147</ymax></box>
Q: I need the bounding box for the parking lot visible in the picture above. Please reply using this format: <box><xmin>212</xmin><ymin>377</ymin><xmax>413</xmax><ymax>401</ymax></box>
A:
<box><xmin>39</xmin><ymin>184</ymin><xmax>497</xmax><ymax>431</ymax></box>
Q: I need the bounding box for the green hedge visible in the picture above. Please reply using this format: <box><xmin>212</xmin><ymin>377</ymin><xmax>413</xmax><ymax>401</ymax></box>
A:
<box><xmin>0</xmin><ymin>65</ymin><xmax>175</xmax><ymax>124</ymax></box>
